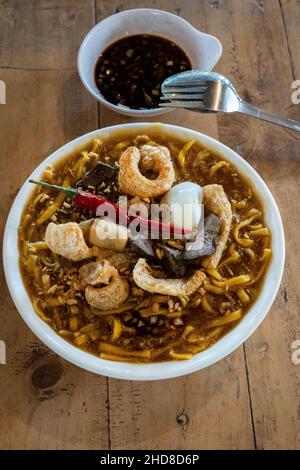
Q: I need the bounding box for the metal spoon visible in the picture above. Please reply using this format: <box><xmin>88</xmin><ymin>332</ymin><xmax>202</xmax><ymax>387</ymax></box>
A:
<box><xmin>160</xmin><ymin>70</ymin><xmax>300</xmax><ymax>132</ymax></box>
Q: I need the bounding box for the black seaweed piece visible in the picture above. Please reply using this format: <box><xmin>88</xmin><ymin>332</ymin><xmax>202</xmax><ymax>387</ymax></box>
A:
<box><xmin>184</xmin><ymin>213</ymin><xmax>220</xmax><ymax>260</ymax></box>
<box><xmin>158</xmin><ymin>243</ymin><xmax>187</xmax><ymax>278</ymax></box>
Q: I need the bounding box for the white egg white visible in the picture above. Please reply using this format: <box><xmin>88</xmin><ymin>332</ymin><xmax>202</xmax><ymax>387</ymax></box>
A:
<box><xmin>161</xmin><ymin>182</ymin><xmax>203</xmax><ymax>232</ymax></box>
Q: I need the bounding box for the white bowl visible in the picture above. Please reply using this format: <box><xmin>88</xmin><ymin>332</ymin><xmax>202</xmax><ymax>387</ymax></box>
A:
<box><xmin>77</xmin><ymin>8</ymin><xmax>222</xmax><ymax>117</ymax></box>
<box><xmin>3</xmin><ymin>123</ymin><xmax>285</xmax><ymax>381</ymax></box>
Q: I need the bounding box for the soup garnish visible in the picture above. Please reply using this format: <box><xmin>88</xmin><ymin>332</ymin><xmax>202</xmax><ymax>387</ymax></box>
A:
<box><xmin>19</xmin><ymin>129</ymin><xmax>271</xmax><ymax>363</ymax></box>
<box><xmin>94</xmin><ymin>34</ymin><xmax>192</xmax><ymax>109</ymax></box>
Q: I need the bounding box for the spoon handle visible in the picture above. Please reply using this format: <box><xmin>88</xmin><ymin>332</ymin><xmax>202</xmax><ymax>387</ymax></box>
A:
<box><xmin>238</xmin><ymin>100</ymin><xmax>300</xmax><ymax>132</ymax></box>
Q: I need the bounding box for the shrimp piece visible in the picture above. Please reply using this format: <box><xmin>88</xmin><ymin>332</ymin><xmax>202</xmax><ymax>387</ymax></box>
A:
<box><xmin>201</xmin><ymin>184</ymin><xmax>232</xmax><ymax>269</ymax></box>
<box><xmin>81</xmin><ymin>260</ymin><xmax>129</xmax><ymax>311</ymax></box>
<box><xmin>133</xmin><ymin>258</ymin><xmax>206</xmax><ymax>296</ymax></box>
<box><xmin>118</xmin><ymin>145</ymin><xmax>175</xmax><ymax>197</ymax></box>
<box><xmin>45</xmin><ymin>222</ymin><xmax>96</xmax><ymax>261</ymax></box>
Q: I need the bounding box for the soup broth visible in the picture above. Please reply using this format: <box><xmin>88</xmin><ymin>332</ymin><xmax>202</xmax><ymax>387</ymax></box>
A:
<box><xmin>19</xmin><ymin>127</ymin><xmax>271</xmax><ymax>363</ymax></box>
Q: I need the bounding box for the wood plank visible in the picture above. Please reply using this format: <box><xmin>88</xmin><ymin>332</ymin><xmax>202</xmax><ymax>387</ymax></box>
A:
<box><xmin>280</xmin><ymin>0</ymin><xmax>300</xmax><ymax>78</ymax></box>
<box><xmin>200</xmin><ymin>0</ymin><xmax>300</xmax><ymax>449</ymax></box>
<box><xmin>0</xmin><ymin>0</ymin><xmax>95</xmax><ymax>69</ymax></box>
<box><xmin>96</xmin><ymin>0</ymin><xmax>255</xmax><ymax>451</ymax></box>
<box><xmin>0</xmin><ymin>0</ymin><xmax>109</xmax><ymax>450</ymax></box>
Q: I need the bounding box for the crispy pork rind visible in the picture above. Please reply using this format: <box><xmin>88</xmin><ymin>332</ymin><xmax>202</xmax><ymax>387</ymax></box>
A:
<box><xmin>45</xmin><ymin>222</ymin><xmax>96</xmax><ymax>261</ymax></box>
<box><xmin>201</xmin><ymin>184</ymin><xmax>232</xmax><ymax>269</ymax></box>
<box><xmin>133</xmin><ymin>258</ymin><xmax>206</xmax><ymax>296</ymax></box>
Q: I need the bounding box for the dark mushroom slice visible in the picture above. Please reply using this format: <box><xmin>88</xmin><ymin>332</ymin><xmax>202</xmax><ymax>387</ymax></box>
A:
<box><xmin>157</xmin><ymin>243</ymin><xmax>187</xmax><ymax>278</ymax></box>
<box><xmin>76</xmin><ymin>161</ymin><xmax>119</xmax><ymax>202</ymax></box>
<box><xmin>185</xmin><ymin>213</ymin><xmax>220</xmax><ymax>261</ymax></box>
<box><xmin>129</xmin><ymin>236</ymin><xmax>156</xmax><ymax>258</ymax></box>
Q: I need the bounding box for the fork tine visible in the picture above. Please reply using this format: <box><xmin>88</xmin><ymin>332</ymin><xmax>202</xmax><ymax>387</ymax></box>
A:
<box><xmin>161</xmin><ymin>92</ymin><xmax>206</xmax><ymax>100</ymax></box>
<box><xmin>159</xmin><ymin>101</ymin><xmax>205</xmax><ymax>109</ymax></box>
<box><xmin>163</xmin><ymin>80</ymin><xmax>211</xmax><ymax>89</ymax></box>
<box><xmin>162</xmin><ymin>87</ymin><xmax>207</xmax><ymax>95</ymax></box>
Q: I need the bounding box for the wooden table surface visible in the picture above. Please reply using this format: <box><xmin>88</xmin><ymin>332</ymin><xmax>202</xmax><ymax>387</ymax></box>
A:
<box><xmin>0</xmin><ymin>0</ymin><xmax>300</xmax><ymax>450</ymax></box>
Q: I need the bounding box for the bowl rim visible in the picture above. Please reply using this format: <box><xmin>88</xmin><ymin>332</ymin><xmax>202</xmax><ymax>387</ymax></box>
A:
<box><xmin>3</xmin><ymin>123</ymin><xmax>285</xmax><ymax>381</ymax></box>
<box><xmin>77</xmin><ymin>8</ymin><xmax>222</xmax><ymax>117</ymax></box>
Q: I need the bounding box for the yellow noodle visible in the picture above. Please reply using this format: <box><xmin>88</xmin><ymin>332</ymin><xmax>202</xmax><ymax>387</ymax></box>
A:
<box><xmin>202</xmin><ymin>295</ymin><xmax>216</xmax><ymax>314</ymax></box>
<box><xmin>94</xmin><ymin>303</ymin><xmax>136</xmax><ymax>316</ymax></box>
<box><xmin>43</xmin><ymin>165</ymin><xmax>55</xmax><ymax>181</ymax></box>
<box><xmin>232</xmin><ymin>200</ymin><xmax>247</xmax><ymax>210</ymax></box>
<box><xmin>83</xmin><ymin>305</ymin><xmax>92</xmax><ymax>317</ymax></box>
<box><xmin>22</xmin><ymin>214</ymin><xmax>32</xmax><ymax>230</ymax></box>
<box><xmin>248</xmin><ymin>223</ymin><xmax>263</xmax><ymax>230</ymax></box>
<box><xmin>206</xmin><ymin>268</ymin><xmax>224</xmax><ymax>280</ymax></box>
<box><xmin>188</xmin><ymin>343</ymin><xmax>207</xmax><ymax>354</ymax></box>
<box><xmin>247</xmin><ymin>208</ymin><xmax>260</xmax><ymax>216</ymax></box>
<box><xmin>32</xmin><ymin>299</ymin><xmax>50</xmax><ymax>323</ymax></box>
<box><xmin>244</xmin><ymin>248</ymin><xmax>272</xmax><ymax>286</ymax></box>
<box><xmin>74</xmin><ymin>333</ymin><xmax>89</xmax><ymax>346</ymax></box>
<box><xmin>58</xmin><ymin>330</ymin><xmax>74</xmax><ymax>338</ymax></box>
<box><xmin>111</xmin><ymin>318</ymin><xmax>123</xmax><ymax>342</ymax></box>
<box><xmin>210</xmin><ymin>309</ymin><xmax>242</xmax><ymax>327</ymax></box>
<box><xmin>74</xmin><ymin>151</ymin><xmax>90</xmax><ymax>179</ymax></box>
<box><xmin>69</xmin><ymin>316</ymin><xmax>79</xmax><ymax>332</ymax></box>
<box><xmin>47</xmin><ymin>297</ymin><xmax>68</xmax><ymax>307</ymax></box>
<box><xmin>178</xmin><ymin>295</ymin><xmax>189</xmax><ymax>307</ymax></box>
<box><xmin>99</xmin><ymin>342</ymin><xmax>151</xmax><ymax>358</ymax></box>
<box><xmin>91</xmin><ymin>138</ymin><xmax>102</xmax><ymax>154</ymax></box>
<box><xmin>114</xmin><ymin>140</ymin><xmax>131</xmax><ymax>151</ymax></box>
<box><xmin>168</xmin><ymin>311</ymin><xmax>185</xmax><ymax>319</ymax></box>
<box><xmin>151</xmin><ymin>341</ymin><xmax>180</xmax><ymax>358</ymax></box>
<box><xmin>203</xmin><ymin>282</ymin><xmax>225</xmax><ymax>295</ymax></box>
<box><xmin>26</xmin><ymin>224</ymin><xmax>37</xmax><ymax>239</ymax></box>
<box><xmin>245</xmin><ymin>247</ymin><xmax>256</xmax><ymax>261</ymax></box>
<box><xmin>178</xmin><ymin>139</ymin><xmax>196</xmax><ymax>168</ymax></box>
<box><xmin>187</xmin><ymin>333</ymin><xmax>205</xmax><ymax>343</ymax></box>
<box><xmin>169</xmin><ymin>350</ymin><xmax>192</xmax><ymax>360</ymax></box>
<box><xmin>29</xmin><ymin>241</ymin><xmax>49</xmax><ymax>250</ymax></box>
<box><xmin>151</xmin><ymin>295</ymin><xmax>170</xmax><ymax>303</ymax></box>
<box><xmin>31</xmin><ymin>192</ymin><xmax>43</xmax><ymax>209</ymax></box>
<box><xmin>22</xmin><ymin>241</ymin><xmax>29</xmax><ymax>258</ymax></box>
<box><xmin>37</xmin><ymin>175</ymin><xmax>72</xmax><ymax>225</ymax></box>
<box><xmin>138</xmin><ymin>307</ymin><xmax>169</xmax><ymax>318</ymax></box>
<box><xmin>167</xmin><ymin>141</ymin><xmax>178</xmax><ymax>154</ymax></box>
<box><xmin>233</xmin><ymin>212</ymin><xmax>261</xmax><ymax>247</ymax></box>
<box><xmin>205</xmin><ymin>326</ymin><xmax>225</xmax><ymax>341</ymax></box>
<box><xmin>209</xmin><ymin>161</ymin><xmax>230</xmax><ymax>178</ymax></box>
<box><xmin>218</xmin><ymin>249</ymin><xmax>239</xmax><ymax>269</ymax></box>
<box><xmin>196</xmin><ymin>149</ymin><xmax>210</xmax><ymax>162</ymax></box>
<box><xmin>213</xmin><ymin>274</ymin><xmax>251</xmax><ymax>288</ymax></box>
<box><xmin>247</xmin><ymin>227</ymin><xmax>269</xmax><ymax>238</ymax></box>
<box><xmin>188</xmin><ymin>327</ymin><xmax>224</xmax><ymax>353</ymax></box>
<box><xmin>27</xmin><ymin>253</ymin><xmax>38</xmax><ymax>273</ymax></box>
<box><xmin>190</xmin><ymin>296</ymin><xmax>201</xmax><ymax>308</ymax></box>
<box><xmin>33</xmin><ymin>266</ymin><xmax>41</xmax><ymax>283</ymax></box>
<box><xmin>236</xmin><ymin>287</ymin><xmax>250</xmax><ymax>304</ymax></box>
<box><xmin>182</xmin><ymin>325</ymin><xmax>194</xmax><ymax>339</ymax></box>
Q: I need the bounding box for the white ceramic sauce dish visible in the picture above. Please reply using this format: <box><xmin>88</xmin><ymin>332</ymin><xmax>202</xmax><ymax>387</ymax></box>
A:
<box><xmin>77</xmin><ymin>9</ymin><xmax>222</xmax><ymax>117</ymax></box>
<box><xmin>3</xmin><ymin>123</ymin><xmax>285</xmax><ymax>380</ymax></box>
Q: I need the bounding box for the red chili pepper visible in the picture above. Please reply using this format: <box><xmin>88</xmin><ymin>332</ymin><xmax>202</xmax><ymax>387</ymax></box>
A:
<box><xmin>29</xmin><ymin>179</ymin><xmax>191</xmax><ymax>235</ymax></box>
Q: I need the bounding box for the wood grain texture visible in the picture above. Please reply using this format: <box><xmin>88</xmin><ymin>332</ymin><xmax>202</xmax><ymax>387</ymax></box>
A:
<box><xmin>199</xmin><ymin>0</ymin><xmax>300</xmax><ymax>449</ymax></box>
<box><xmin>0</xmin><ymin>0</ymin><xmax>299</xmax><ymax>450</ymax></box>
<box><xmin>0</xmin><ymin>0</ymin><xmax>108</xmax><ymax>450</ymax></box>
<box><xmin>96</xmin><ymin>0</ymin><xmax>255</xmax><ymax>451</ymax></box>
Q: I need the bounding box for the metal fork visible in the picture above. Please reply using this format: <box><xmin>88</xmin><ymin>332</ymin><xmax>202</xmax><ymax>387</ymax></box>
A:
<box><xmin>160</xmin><ymin>70</ymin><xmax>300</xmax><ymax>132</ymax></box>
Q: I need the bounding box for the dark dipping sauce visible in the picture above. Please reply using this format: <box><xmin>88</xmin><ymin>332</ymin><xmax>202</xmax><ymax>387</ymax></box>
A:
<box><xmin>94</xmin><ymin>34</ymin><xmax>192</xmax><ymax>109</ymax></box>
